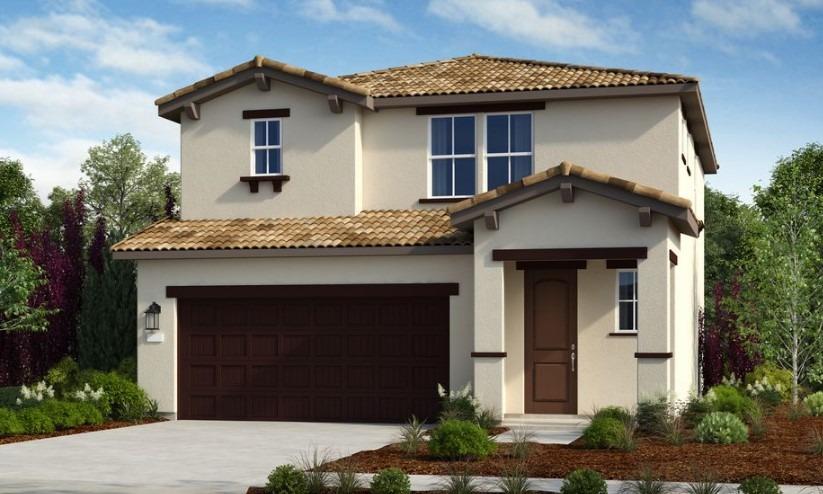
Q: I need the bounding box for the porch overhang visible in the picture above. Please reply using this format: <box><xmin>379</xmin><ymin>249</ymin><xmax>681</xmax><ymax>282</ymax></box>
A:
<box><xmin>492</xmin><ymin>247</ymin><xmax>648</xmax><ymax>262</ymax></box>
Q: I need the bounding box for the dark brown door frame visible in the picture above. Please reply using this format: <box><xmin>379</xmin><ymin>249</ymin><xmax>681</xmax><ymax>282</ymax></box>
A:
<box><xmin>524</xmin><ymin>269</ymin><xmax>578</xmax><ymax>414</ymax></box>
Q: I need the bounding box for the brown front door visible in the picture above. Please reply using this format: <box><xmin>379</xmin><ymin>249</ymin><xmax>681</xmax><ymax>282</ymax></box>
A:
<box><xmin>524</xmin><ymin>269</ymin><xmax>578</xmax><ymax>414</ymax></box>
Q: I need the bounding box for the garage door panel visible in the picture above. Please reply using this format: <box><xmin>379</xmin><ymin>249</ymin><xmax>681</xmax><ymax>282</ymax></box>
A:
<box><xmin>250</xmin><ymin>335</ymin><xmax>278</xmax><ymax>357</ymax></box>
<box><xmin>281</xmin><ymin>396</ymin><xmax>311</xmax><ymax>419</ymax></box>
<box><xmin>282</xmin><ymin>365</ymin><xmax>311</xmax><ymax>387</ymax></box>
<box><xmin>250</xmin><ymin>365</ymin><xmax>279</xmax><ymax>387</ymax></box>
<box><xmin>347</xmin><ymin>335</ymin><xmax>376</xmax><ymax>357</ymax></box>
<box><xmin>316</xmin><ymin>335</ymin><xmax>344</xmax><ymax>356</ymax></box>
<box><xmin>281</xmin><ymin>304</ymin><xmax>311</xmax><ymax>327</ymax></box>
<box><xmin>248</xmin><ymin>395</ymin><xmax>278</xmax><ymax>418</ymax></box>
<box><xmin>220</xmin><ymin>366</ymin><xmax>247</xmax><ymax>387</ymax></box>
<box><xmin>190</xmin><ymin>395</ymin><xmax>217</xmax><ymax>418</ymax></box>
<box><xmin>315</xmin><ymin>366</ymin><xmax>344</xmax><ymax>388</ymax></box>
<box><xmin>190</xmin><ymin>335</ymin><xmax>217</xmax><ymax>357</ymax></box>
<box><xmin>281</xmin><ymin>335</ymin><xmax>311</xmax><ymax>356</ymax></box>
<box><xmin>221</xmin><ymin>335</ymin><xmax>247</xmax><ymax>357</ymax></box>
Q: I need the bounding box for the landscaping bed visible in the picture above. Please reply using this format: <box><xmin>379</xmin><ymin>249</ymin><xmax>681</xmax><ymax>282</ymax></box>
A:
<box><xmin>0</xmin><ymin>417</ymin><xmax>164</xmax><ymax>446</ymax></box>
<box><xmin>325</xmin><ymin>408</ymin><xmax>823</xmax><ymax>484</ymax></box>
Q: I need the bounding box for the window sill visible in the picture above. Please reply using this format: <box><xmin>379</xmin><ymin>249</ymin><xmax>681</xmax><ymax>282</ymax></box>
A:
<box><xmin>418</xmin><ymin>197</ymin><xmax>468</xmax><ymax>204</ymax></box>
<box><xmin>608</xmin><ymin>331</ymin><xmax>638</xmax><ymax>336</ymax></box>
<box><xmin>239</xmin><ymin>175</ymin><xmax>290</xmax><ymax>193</ymax></box>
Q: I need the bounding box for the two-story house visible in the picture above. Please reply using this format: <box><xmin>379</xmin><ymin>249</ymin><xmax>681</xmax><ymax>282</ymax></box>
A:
<box><xmin>113</xmin><ymin>54</ymin><xmax>716</xmax><ymax>422</ymax></box>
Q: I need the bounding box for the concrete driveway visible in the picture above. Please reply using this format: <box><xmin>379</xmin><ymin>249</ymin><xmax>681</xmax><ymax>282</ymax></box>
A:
<box><xmin>0</xmin><ymin>420</ymin><xmax>399</xmax><ymax>494</ymax></box>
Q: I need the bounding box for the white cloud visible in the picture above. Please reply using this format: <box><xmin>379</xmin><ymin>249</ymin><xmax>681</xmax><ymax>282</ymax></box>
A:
<box><xmin>691</xmin><ymin>0</ymin><xmax>822</xmax><ymax>37</ymax></box>
<box><xmin>299</xmin><ymin>0</ymin><xmax>404</xmax><ymax>33</ymax></box>
<box><xmin>427</xmin><ymin>0</ymin><xmax>636</xmax><ymax>52</ymax></box>
<box><xmin>0</xmin><ymin>8</ymin><xmax>210</xmax><ymax>77</ymax></box>
<box><xmin>0</xmin><ymin>52</ymin><xmax>22</xmax><ymax>71</ymax></box>
<box><xmin>181</xmin><ymin>0</ymin><xmax>255</xmax><ymax>6</ymax></box>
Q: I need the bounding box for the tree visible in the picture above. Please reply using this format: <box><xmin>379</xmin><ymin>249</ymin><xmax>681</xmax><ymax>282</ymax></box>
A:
<box><xmin>0</xmin><ymin>242</ymin><xmax>50</xmax><ymax>332</ymax></box>
<box><xmin>81</xmin><ymin>134</ymin><xmax>180</xmax><ymax>241</ymax></box>
<box><xmin>704</xmin><ymin>187</ymin><xmax>755</xmax><ymax>299</ymax></box>
<box><xmin>0</xmin><ymin>158</ymin><xmax>43</xmax><ymax>236</ymax></box>
<box><xmin>739</xmin><ymin>162</ymin><xmax>823</xmax><ymax>403</ymax></box>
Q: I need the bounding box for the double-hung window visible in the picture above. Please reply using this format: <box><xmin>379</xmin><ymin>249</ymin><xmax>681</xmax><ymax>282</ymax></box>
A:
<box><xmin>617</xmin><ymin>270</ymin><xmax>639</xmax><ymax>332</ymax></box>
<box><xmin>430</xmin><ymin>116</ymin><xmax>476</xmax><ymax>197</ymax></box>
<box><xmin>252</xmin><ymin>119</ymin><xmax>282</xmax><ymax>175</ymax></box>
<box><xmin>486</xmin><ymin>113</ymin><xmax>533</xmax><ymax>190</ymax></box>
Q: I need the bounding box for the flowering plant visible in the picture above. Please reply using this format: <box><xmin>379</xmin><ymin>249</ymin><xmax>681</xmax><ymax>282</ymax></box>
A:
<box><xmin>73</xmin><ymin>383</ymin><xmax>105</xmax><ymax>402</ymax></box>
<box><xmin>16</xmin><ymin>380</ymin><xmax>55</xmax><ymax>406</ymax></box>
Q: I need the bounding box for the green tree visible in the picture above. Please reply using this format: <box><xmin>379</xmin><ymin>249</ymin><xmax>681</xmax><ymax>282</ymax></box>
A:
<box><xmin>80</xmin><ymin>134</ymin><xmax>180</xmax><ymax>241</ymax></box>
<box><xmin>0</xmin><ymin>243</ymin><xmax>51</xmax><ymax>332</ymax></box>
<box><xmin>704</xmin><ymin>187</ymin><xmax>755</xmax><ymax>308</ymax></box>
<box><xmin>738</xmin><ymin>162</ymin><xmax>823</xmax><ymax>403</ymax></box>
<box><xmin>0</xmin><ymin>158</ymin><xmax>43</xmax><ymax>236</ymax></box>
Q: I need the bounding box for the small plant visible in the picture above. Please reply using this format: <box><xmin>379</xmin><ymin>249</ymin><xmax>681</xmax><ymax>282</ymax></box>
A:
<box><xmin>475</xmin><ymin>407</ymin><xmax>500</xmax><ymax>431</ymax></box>
<box><xmin>803</xmin><ymin>391</ymin><xmax>823</xmax><ymax>416</ymax></box>
<box><xmin>560</xmin><ymin>469</ymin><xmax>607</xmax><ymax>494</ymax></box>
<box><xmin>509</xmin><ymin>428</ymin><xmax>533</xmax><ymax>459</ymax></box>
<box><xmin>16</xmin><ymin>381</ymin><xmax>55</xmax><ymax>406</ymax></box>
<box><xmin>695</xmin><ymin>412</ymin><xmax>748</xmax><ymax>444</ymax></box>
<box><xmin>808</xmin><ymin>427</ymin><xmax>823</xmax><ymax>456</ymax></box>
<box><xmin>745</xmin><ymin>377</ymin><xmax>784</xmax><ymax>409</ymax></box>
<box><xmin>298</xmin><ymin>447</ymin><xmax>330</xmax><ymax>494</ymax></box>
<box><xmin>618</xmin><ymin>467</ymin><xmax>669</xmax><ymax>494</ymax></box>
<box><xmin>79</xmin><ymin>370</ymin><xmax>150</xmax><ymax>420</ymax></box>
<box><xmin>685</xmin><ymin>476</ymin><xmax>723</xmax><ymax>494</ymax></box>
<box><xmin>682</xmin><ymin>394</ymin><xmax>712</xmax><ymax>428</ymax></box>
<box><xmin>616</xmin><ymin>419</ymin><xmax>637</xmax><ymax>451</ymax></box>
<box><xmin>660</xmin><ymin>412</ymin><xmax>683</xmax><ymax>446</ymax></box>
<box><xmin>704</xmin><ymin>385</ymin><xmax>754</xmax><ymax>419</ymax></box>
<box><xmin>787</xmin><ymin>402</ymin><xmax>808</xmax><ymax>421</ymax></box>
<box><xmin>398</xmin><ymin>415</ymin><xmax>425</xmax><ymax>455</ymax></box>
<box><xmin>38</xmin><ymin>400</ymin><xmax>86</xmax><ymax>429</ymax></box>
<box><xmin>0</xmin><ymin>408</ymin><xmax>23</xmax><ymax>436</ymax></box>
<box><xmin>592</xmin><ymin>405</ymin><xmax>633</xmax><ymax>424</ymax></box>
<box><xmin>428</xmin><ymin>419</ymin><xmax>496</xmax><ymax>460</ymax></box>
<box><xmin>438</xmin><ymin>471</ymin><xmax>478</xmax><ymax>494</ymax></box>
<box><xmin>16</xmin><ymin>407</ymin><xmax>55</xmax><ymax>435</ymax></box>
<box><xmin>583</xmin><ymin>416</ymin><xmax>624</xmax><ymax>449</ymax></box>
<box><xmin>370</xmin><ymin>468</ymin><xmax>410</xmax><ymax>494</ymax></box>
<box><xmin>737</xmin><ymin>476</ymin><xmax>781</xmax><ymax>494</ymax></box>
<box><xmin>75</xmin><ymin>401</ymin><xmax>104</xmax><ymax>425</ymax></box>
<box><xmin>745</xmin><ymin>400</ymin><xmax>766</xmax><ymax>440</ymax></box>
<box><xmin>45</xmin><ymin>357</ymin><xmax>80</xmax><ymax>392</ymax></box>
<box><xmin>266</xmin><ymin>465</ymin><xmax>308</xmax><ymax>494</ymax></box>
<box><xmin>72</xmin><ymin>383</ymin><xmax>105</xmax><ymax>403</ymax></box>
<box><xmin>334</xmin><ymin>463</ymin><xmax>363</xmax><ymax>494</ymax></box>
<box><xmin>636</xmin><ymin>397</ymin><xmax>668</xmax><ymax>435</ymax></box>
<box><xmin>497</xmin><ymin>465</ymin><xmax>533</xmax><ymax>494</ymax></box>
<box><xmin>746</xmin><ymin>364</ymin><xmax>792</xmax><ymax>401</ymax></box>
<box><xmin>437</xmin><ymin>383</ymin><xmax>480</xmax><ymax>422</ymax></box>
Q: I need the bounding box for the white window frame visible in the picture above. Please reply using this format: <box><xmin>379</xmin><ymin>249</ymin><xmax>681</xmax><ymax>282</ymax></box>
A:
<box><xmin>615</xmin><ymin>269</ymin><xmax>639</xmax><ymax>332</ymax></box>
<box><xmin>482</xmin><ymin>112</ymin><xmax>534</xmax><ymax>192</ymax></box>
<box><xmin>250</xmin><ymin>118</ymin><xmax>283</xmax><ymax>176</ymax></box>
<box><xmin>427</xmin><ymin>114</ymin><xmax>476</xmax><ymax>198</ymax></box>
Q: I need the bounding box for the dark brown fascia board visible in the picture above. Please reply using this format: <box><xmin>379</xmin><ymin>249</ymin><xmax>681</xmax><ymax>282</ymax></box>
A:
<box><xmin>450</xmin><ymin>175</ymin><xmax>700</xmax><ymax>237</ymax></box>
<box><xmin>242</xmin><ymin>108</ymin><xmax>290</xmax><ymax>119</ymax></box>
<box><xmin>470</xmin><ymin>352</ymin><xmax>507</xmax><ymax>358</ymax></box>
<box><xmin>515</xmin><ymin>260</ymin><xmax>587</xmax><ymax>270</ymax></box>
<box><xmin>375</xmin><ymin>83</ymin><xmax>717</xmax><ymax>174</ymax></box>
<box><xmin>113</xmin><ymin>244</ymin><xmax>473</xmax><ymax>260</ymax></box>
<box><xmin>416</xmin><ymin>101</ymin><xmax>545</xmax><ymax>115</ymax></box>
<box><xmin>635</xmin><ymin>352</ymin><xmax>673</xmax><ymax>359</ymax></box>
<box><xmin>493</xmin><ymin>247</ymin><xmax>647</xmax><ymax>262</ymax></box>
<box><xmin>419</xmin><ymin>197</ymin><xmax>465</xmax><ymax>204</ymax></box>
<box><xmin>158</xmin><ymin>68</ymin><xmax>374</xmax><ymax>122</ymax></box>
<box><xmin>166</xmin><ymin>283</ymin><xmax>460</xmax><ymax>299</ymax></box>
<box><xmin>606</xmin><ymin>259</ymin><xmax>638</xmax><ymax>269</ymax></box>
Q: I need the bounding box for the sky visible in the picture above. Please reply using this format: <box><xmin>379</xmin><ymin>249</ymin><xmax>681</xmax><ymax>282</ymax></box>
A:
<box><xmin>0</xmin><ymin>0</ymin><xmax>821</xmax><ymax>202</ymax></box>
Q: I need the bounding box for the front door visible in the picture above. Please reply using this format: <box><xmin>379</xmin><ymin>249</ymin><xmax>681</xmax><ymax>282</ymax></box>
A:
<box><xmin>524</xmin><ymin>269</ymin><xmax>578</xmax><ymax>414</ymax></box>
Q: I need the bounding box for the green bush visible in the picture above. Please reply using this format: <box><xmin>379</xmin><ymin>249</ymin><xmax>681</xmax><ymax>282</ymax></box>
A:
<box><xmin>370</xmin><ymin>468</ymin><xmax>411</xmax><ymax>494</ymax></box>
<box><xmin>438</xmin><ymin>383</ymin><xmax>480</xmax><ymax>422</ymax></box>
<box><xmin>17</xmin><ymin>407</ymin><xmax>55</xmax><ymax>434</ymax></box>
<box><xmin>705</xmin><ymin>385</ymin><xmax>755</xmax><ymax>418</ymax></box>
<box><xmin>79</xmin><ymin>370</ymin><xmax>150</xmax><ymax>420</ymax></box>
<box><xmin>0</xmin><ymin>408</ymin><xmax>23</xmax><ymax>436</ymax></box>
<box><xmin>746</xmin><ymin>364</ymin><xmax>792</xmax><ymax>400</ymax></box>
<box><xmin>265</xmin><ymin>465</ymin><xmax>308</xmax><ymax>494</ymax></box>
<box><xmin>583</xmin><ymin>416</ymin><xmax>624</xmax><ymax>449</ymax></box>
<box><xmin>45</xmin><ymin>357</ymin><xmax>80</xmax><ymax>394</ymax></box>
<box><xmin>38</xmin><ymin>400</ymin><xmax>86</xmax><ymax>429</ymax></box>
<box><xmin>593</xmin><ymin>406</ymin><xmax>632</xmax><ymax>424</ymax></box>
<box><xmin>428</xmin><ymin>419</ymin><xmax>497</xmax><ymax>459</ymax></box>
<box><xmin>737</xmin><ymin>476</ymin><xmax>781</xmax><ymax>494</ymax></box>
<box><xmin>116</xmin><ymin>357</ymin><xmax>137</xmax><ymax>382</ymax></box>
<box><xmin>803</xmin><ymin>391</ymin><xmax>823</xmax><ymax>416</ymax></box>
<box><xmin>683</xmin><ymin>395</ymin><xmax>713</xmax><ymax>428</ymax></box>
<box><xmin>636</xmin><ymin>397</ymin><xmax>668</xmax><ymax>435</ymax></box>
<box><xmin>75</xmin><ymin>401</ymin><xmax>104</xmax><ymax>425</ymax></box>
<box><xmin>0</xmin><ymin>387</ymin><xmax>19</xmax><ymax>408</ymax></box>
<box><xmin>695</xmin><ymin>412</ymin><xmax>748</xmax><ymax>444</ymax></box>
<box><xmin>560</xmin><ymin>469</ymin><xmax>607</xmax><ymax>494</ymax></box>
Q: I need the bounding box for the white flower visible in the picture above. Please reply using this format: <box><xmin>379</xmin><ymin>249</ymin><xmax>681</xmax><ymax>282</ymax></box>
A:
<box><xmin>15</xmin><ymin>398</ymin><xmax>21</xmax><ymax>406</ymax></box>
<box><xmin>436</xmin><ymin>383</ymin><xmax>446</xmax><ymax>398</ymax></box>
<box><xmin>20</xmin><ymin>385</ymin><xmax>31</xmax><ymax>400</ymax></box>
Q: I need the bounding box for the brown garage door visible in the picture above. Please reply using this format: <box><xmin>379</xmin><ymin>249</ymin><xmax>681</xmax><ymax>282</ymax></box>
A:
<box><xmin>176</xmin><ymin>288</ymin><xmax>451</xmax><ymax>422</ymax></box>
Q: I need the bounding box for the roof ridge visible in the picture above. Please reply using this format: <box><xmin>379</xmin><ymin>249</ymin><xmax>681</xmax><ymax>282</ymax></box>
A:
<box><xmin>338</xmin><ymin>54</ymin><xmax>472</xmax><ymax>79</ymax></box>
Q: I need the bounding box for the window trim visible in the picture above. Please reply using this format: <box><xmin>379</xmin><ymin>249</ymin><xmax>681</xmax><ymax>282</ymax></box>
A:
<box><xmin>249</xmin><ymin>118</ymin><xmax>283</xmax><ymax>176</ymax></box>
<box><xmin>482</xmin><ymin>111</ymin><xmax>534</xmax><ymax>192</ymax></box>
<box><xmin>615</xmin><ymin>269</ymin><xmax>639</xmax><ymax>333</ymax></box>
<box><xmin>426</xmin><ymin>114</ymin><xmax>476</xmax><ymax>199</ymax></box>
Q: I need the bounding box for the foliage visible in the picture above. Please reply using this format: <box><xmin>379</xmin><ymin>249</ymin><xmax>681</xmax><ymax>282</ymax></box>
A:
<box><xmin>333</xmin><ymin>463</ymin><xmax>362</xmax><ymax>494</ymax></box>
<box><xmin>265</xmin><ymin>465</ymin><xmax>307</xmax><ymax>494</ymax></box>
<box><xmin>682</xmin><ymin>394</ymin><xmax>713</xmax><ymax>428</ymax></box>
<box><xmin>116</xmin><ymin>357</ymin><xmax>137</xmax><ymax>382</ymax></box>
<box><xmin>746</xmin><ymin>364</ymin><xmax>791</xmax><ymax>401</ymax></box>
<box><xmin>0</xmin><ymin>407</ymin><xmax>23</xmax><ymax>435</ymax></box>
<box><xmin>16</xmin><ymin>380</ymin><xmax>55</xmax><ymax>405</ymax></box>
<box><xmin>437</xmin><ymin>383</ymin><xmax>480</xmax><ymax>422</ymax></box>
<box><xmin>593</xmin><ymin>406</ymin><xmax>633</xmax><ymax>424</ymax></box>
<box><xmin>803</xmin><ymin>391</ymin><xmax>823</xmax><ymax>416</ymax></box>
<box><xmin>0</xmin><ymin>243</ymin><xmax>51</xmax><ymax>332</ymax></box>
<box><xmin>44</xmin><ymin>356</ymin><xmax>80</xmax><ymax>392</ymax></box>
<box><xmin>297</xmin><ymin>448</ymin><xmax>330</xmax><ymax>494</ymax></box>
<box><xmin>695</xmin><ymin>412</ymin><xmax>749</xmax><ymax>444</ymax></box>
<box><xmin>617</xmin><ymin>467</ymin><xmax>669</xmax><ymax>494</ymax></box>
<box><xmin>660</xmin><ymin>412</ymin><xmax>684</xmax><ymax>446</ymax></box>
<box><xmin>745</xmin><ymin>400</ymin><xmax>766</xmax><ymax>440</ymax></box>
<box><xmin>79</xmin><ymin>370</ymin><xmax>150</xmax><ymax>420</ymax></box>
<box><xmin>509</xmin><ymin>428</ymin><xmax>533</xmax><ymax>459</ymax></box>
<box><xmin>787</xmin><ymin>402</ymin><xmax>808</xmax><ymax>421</ymax></box>
<box><xmin>437</xmin><ymin>472</ymin><xmax>478</xmax><ymax>494</ymax></box>
<box><xmin>685</xmin><ymin>476</ymin><xmax>723</xmax><ymax>494</ymax></box>
<box><xmin>427</xmin><ymin>419</ymin><xmax>496</xmax><ymax>460</ymax></box>
<box><xmin>583</xmin><ymin>416</ymin><xmax>625</xmax><ymax>449</ymax></box>
<box><xmin>0</xmin><ymin>387</ymin><xmax>18</xmax><ymax>407</ymax></box>
<box><xmin>16</xmin><ymin>407</ymin><xmax>55</xmax><ymax>434</ymax></box>
<box><xmin>808</xmin><ymin>427</ymin><xmax>823</xmax><ymax>455</ymax></box>
<box><xmin>497</xmin><ymin>466</ymin><xmax>533</xmax><ymax>494</ymax></box>
<box><xmin>0</xmin><ymin>158</ymin><xmax>43</xmax><ymax>236</ymax></box>
<box><xmin>704</xmin><ymin>385</ymin><xmax>755</xmax><ymax>418</ymax></box>
<box><xmin>75</xmin><ymin>401</ymin><xmax>104</xmax><ymax>425</ymax></box>
<box><xmin>370</xmin><ymin>468</ymin><xmax>410</xmax><ymax>494</ymax></box>
<box><xmin>37</xmin><ymin>400</ymin><xmax>86</xmax><ymax>429</ymax></box>
<box><xmin>398</xmin><ymin>415</ymin><xmax>425</xmax><ymax>455</ymax></box>
<box><xmin>560</xmin><ymin>469</ymin><xmax>607</xmax><ymax>494</ymax></box>
<box><xmin>737</xmin><ymin>476</ymin><xmax>781</xmax><ymax>494</ymax></box>
<box><xmin>636</xmin><ymin>397</ymin><xmax>668</xmax><ymax>435</ymax></box>
<box><xmin>475</xmin><ymin>407</ymin><xmax>500</xmax><ymax>431</ymax></box>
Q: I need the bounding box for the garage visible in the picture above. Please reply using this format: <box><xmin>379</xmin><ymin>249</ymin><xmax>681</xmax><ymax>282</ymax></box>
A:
<box><xmin>173</xmin><ymin>284</ymin><xmax>454</xmax><ymax>422</ymax></box>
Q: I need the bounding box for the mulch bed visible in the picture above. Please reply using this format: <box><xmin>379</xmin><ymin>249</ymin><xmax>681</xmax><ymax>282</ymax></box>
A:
<box><xmin>0</xmin><ymin>417</ymin><xmax>165</xmax><ymax>445</ymax></box>
<box><xmin>326</xmin><ymin>408</ymin><xmax>823</xmax><ymax>485</ymax></box>
<box><xmin>247</xmin><ymin>490</ymin><xmax>555</xmax><ymax>494</ymax></box>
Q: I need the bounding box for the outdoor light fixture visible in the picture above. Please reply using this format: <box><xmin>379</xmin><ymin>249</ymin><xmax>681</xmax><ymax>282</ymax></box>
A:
<box><xmin>145</xmin><ymin>302</ymin><xmax>161</xmax><ymax>331</ymax></box>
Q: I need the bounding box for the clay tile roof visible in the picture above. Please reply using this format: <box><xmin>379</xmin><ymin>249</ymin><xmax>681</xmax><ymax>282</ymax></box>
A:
<box><xmin>339</xmin><ymin>54</ymin><xmax>697</xmax><ymax>98</ymax></box>
<box><xmin>111</xmin><ymin>209</ymin><xmax>471</xmax><ymax>253</ymax></box>
<box><xmin>448</xmin><ymin>161</ymin><xmax>693</xmax><ymax>215</ymax></box>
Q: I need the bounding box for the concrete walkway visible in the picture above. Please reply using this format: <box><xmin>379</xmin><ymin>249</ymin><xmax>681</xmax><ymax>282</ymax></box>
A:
<box><xmin>0</xmin><ymin>420</ymin><xmax>398</xmax><ymax>494</ymax></box>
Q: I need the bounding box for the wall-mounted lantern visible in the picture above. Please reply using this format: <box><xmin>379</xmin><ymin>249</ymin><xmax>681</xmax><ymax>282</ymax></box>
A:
<box><xmin>145</xmin><ymin>302</ymin><xmax>161</xmax><ymax>331</ymax></box>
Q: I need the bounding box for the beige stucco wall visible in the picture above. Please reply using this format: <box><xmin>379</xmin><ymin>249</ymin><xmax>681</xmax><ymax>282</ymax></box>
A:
<box><xmin>474</xmin><ymin>190</ymin><xmax>671</xmax><ymax>414</ymax></box>
<box><xmin>180</xmin><ymin>82</ymin><xmax>362</xmax><ymax>219</ymax></box>
<box><xmin>362</xmin><ymin>96</ymin><xmax>682</xmax><ymax>210</ymax></box>
<box><xmin>135</xmin><ymin>254</ymin><xmax>473</xmax><ymax>414</ymax></box>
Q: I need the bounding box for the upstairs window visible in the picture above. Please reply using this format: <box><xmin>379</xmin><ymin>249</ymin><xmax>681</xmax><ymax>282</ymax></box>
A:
<box><xmin>430</xmin><ymin>116</ymin><xmax>476</xmax><ymax>197</ymax></box>
<box><xmin>486</xmin><ymin>113</ymin><xmax>533</xmax><ymax>190</ymax></box>
<box><xmin>252</xmin><ymin>119</ymin><xmax>282</xmax><ymax>175</ymax></box>
<box><xmin>617</xmin><ymin>270</ymin><xmax>639</xmax><ymax>332</ymax></box>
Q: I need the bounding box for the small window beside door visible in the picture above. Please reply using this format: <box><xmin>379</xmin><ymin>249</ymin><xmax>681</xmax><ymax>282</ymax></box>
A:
<box><xmin>616</xmin><ymin>270</ymin><xmax>638</xmax><ymax>332</ymax></box>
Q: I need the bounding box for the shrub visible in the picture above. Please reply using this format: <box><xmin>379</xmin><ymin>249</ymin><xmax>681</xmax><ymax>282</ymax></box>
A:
<box><xmin>682</xmin><ymin>395</ymin><xmax>712</xmax><ymax>429</ymax></box>
<box><xmin>0</xmin><ymin>408</ymin><xmax>23</xmax><ymax>436</ymax></box>
<box><xmin>803</xmin><ymin>391</ymin><xmax>823</xmax><ymax>416</ymax></box>
<box><xmin>17</xmin><ymin>407</ymin><xmax>55</xmax><ymax>434</ymax></box>
<box><xmin>685</xmin><ymin>477</ymin><xmax>723</xmax><ymax>494</ymax></box>
<box><xmin>787</xmin><ymin>403</ymin><xmax>808</xmax><ymax>421</ymax></box>
<box><xmin>705</xmin><ymin>385</ymin><xmax>754</xmax><ymax>418</ymax></box>
<box><xmin>497</xmin><ymin>466</ymin><xmax>532</xmax><ymax>494</ymax></box>
<box><xmin>80</xmin><ymin>370</ymin><xmax>150</xmax><ymax>420</ymax></box>
<box><xmin>399</xmin><ymin>415</ymin><xmax>425</xmax><ymax>455</ymax></box>
<box><xmin>475</xmin><ymin>407</ymin><xmax>500</xmax><ymax>431</ymax></box>
<box><xmin>593</xmin><ymin>406</ymin><xmax>633</xmax><ymax>424</ymax></box>
<box><xmin>695</xmin><ymin>412</ymin><xmax>748</xmax><ymax>444</ymax></box>
<box><xmin>583</xmin><ymin>417</ymin><xmax>624</xmax><ymax>449</ymax></box>
<box><xmin>809</xmin><ymin>427</ymin><xmax>823</xmax><ymax>456</ymax></box>
<box><xmin>334</xmin><ymin>464</ymin><xmax>363</xmax><ymax>494</ymax></box>
<box><xmin>265</xmin><ymin>465</ymin><xmax>308</xmax><ymax>494</ymax></box>
<box><xmin>298</xmin><ymin>448</ymin><xmax>330</xmax><ymax>494</ymax></box>
<box><xmin>38</xmin><ymin>400</ymin><xmax>85</xmax><ymax>429</ymax></box>
<box><xmin>45</xmin><ymin>356</ymin><xmax>80</xmax><ymax>394</ymax></box>
<box><xmin>75</xmin><ymin>401</ymin><xmax>104</xmax><ymax>425</ymax></box>
<box><xmin>438</xmin><ymin>472</ymin><xmax>478</xmax><ymax>494</ymax></box>
<box><xmin>0</xmin><ymin>387</ymin><xmax>19</xmax><ymax>408</ymax></box>
<box><xmin>746</xmin><ymin>364</ymin><xmax>792</xmax><ymax>401</ymax></box>
<box><xmin>370</xmin><ymin>468</ymin><xmax>410</xmax><ymax>494</ymax></box>
<box><xmin>428</xmin><ymin>419</ymin><xmax>496</xmax><ymax>460</ymax></box>
<box><xmin>560</xmin><ymin>469</ymin><xmax>607</xmax><ymax>494</ymax></box>
<box><xmin>745</xmin><ymin>401</ymin><xmax>766</xmax><ymax>440</ymax></box>
<box><xmin>636</xmin><ymin>397</ymin><xmax>668</xmax><ymax>435</ymax></box>
<box><xmin>509</xmin><ymin>428</ymin><xmax>533</xmax><ymax>459</ymax></box>
<box><xmin>737</xmin><ymin>476</ymin><xmax>781</xmax><ymax>494</ymax></box>
<box><xmin>116</xmin><ymin>357</ymin><xmax>138</xmax><ymax>382</ymax></box>
<box><xmin>437</xmin><ymin>383</ymin><xmax>479</xmax><ymax>422</ymax></box>
<box><xmin>617</xmin><ymin>467</ymin><xmax>669</xmax><ymax>494</ymax></box>
<box><xmin>660</xmin><ymin>413</ymin><xmax>684</xmax><ymax>446</ymax></box>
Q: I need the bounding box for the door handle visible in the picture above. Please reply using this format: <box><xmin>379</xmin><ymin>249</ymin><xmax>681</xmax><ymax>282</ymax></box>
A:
<box><xmin>571</xmin><ymin>344</ymin><xmax>576</xmax><ymax>373</ymax></box>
